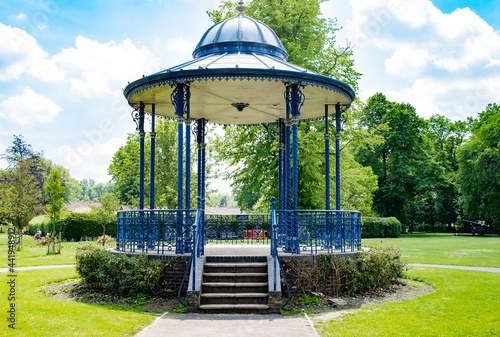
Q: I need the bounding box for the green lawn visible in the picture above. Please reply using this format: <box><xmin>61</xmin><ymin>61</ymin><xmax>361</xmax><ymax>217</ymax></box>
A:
<box><xmin>0</xmin><ymin>268</ymin><xmax>154</xmax><ymax>336</ymax></box>
<box><xmin>315</xmin><ymin>267</ymin><xmax>500</xmax><ymax>336</ymax></box>
<box><xmin>0</xmin><ymin>233</ymin><xmax>115</xmax><ymax>267</ymax></box>
<box><xmin>1</xmin><ymin>231</ymin><xmax>499</xmax><ymax>336</ymax></box>
<box><xmin>362</xmin><ymin>233</ymin><xmax>500</xmax><ymax>267</ymax></box>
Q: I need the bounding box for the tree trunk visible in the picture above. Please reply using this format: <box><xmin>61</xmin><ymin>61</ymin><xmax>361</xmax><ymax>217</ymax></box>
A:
<box><xmin>17</xmin><ymin>227</ymin><xmax>23</xmax><ymax>250</ymax></box>
<box><xmin>102</xmin><ymin>225</ymin><xmax>106</xmax><ymax>247</ymax></box>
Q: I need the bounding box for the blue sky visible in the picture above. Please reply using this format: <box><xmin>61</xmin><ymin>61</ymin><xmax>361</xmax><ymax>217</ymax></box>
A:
<box><xmin>1</xmin><ymin>0</ymin><xmax>499</xmax><ymax>188</ymax></box>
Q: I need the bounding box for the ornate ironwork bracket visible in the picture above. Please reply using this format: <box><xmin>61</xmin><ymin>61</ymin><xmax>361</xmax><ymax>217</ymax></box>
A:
<box><xmin>284</xmin><ymin>83</ymin><xmax>305</xmax><ymax>117</ymax></box>
<box><xmin>170</xmin><ymin>83</ymin><xmax>191</xmax><ymax>117</ymax></box>
<box><xmin>339</xmin><ymin>105</ymin><xmax>349</xmax><ymax>132</ymax></box>
<box><xmin>131</xmin><ymin>109</ymin><xmax>140</xmax><ymax>131</ymax></box>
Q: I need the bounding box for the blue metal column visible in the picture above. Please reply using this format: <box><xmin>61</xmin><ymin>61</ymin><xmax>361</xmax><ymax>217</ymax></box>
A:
<box><xmin>139</xmin><ymin>102</ymin><xmax>145</xmax><ymax>210</ymax></box>
<box><xmin>196</xmin><ymin>119</ymin><xmax>202</xmax><ymax>205</ymax></box>
<box><xmin>325</xmin><ymin>105</ymin><xmax>331</xmax><ymax>251</ymax></box>
<box><xmin>171</xmin><ymin>83</ymin><xmax>185</xmax><ymax>253</ymax></box>
<box><xmin>201</xmin><ymin>119</ymin><xmax>207</xmax><ymax>256</ymax></box>
<box><xmin>325</xmin><ymin>105</ymin><xmax>330</xmax><ymax>211</ymax></box>
<box><xmin>185</xmin><ymin>87</ymin><xmax>191</xmax><ymax>211</ymax></box>
<box><xmin>196</xmin><ymin>118</ymin><xmax>207</xmax><ymax>255</ymax></box>
<box><xmin>150</xmin><ymin>104</ymin><xmax>156</xmax><ymax>210</ymax></box>
<box><xmin>148</xmin><ymin>104</ymin><xmax>156</xmax><ymax>251</ymax></box>
<box><xmin>284</xmin><ymin>86</ymin><xmax>292</xmax><ymax>252</ymax></box>
<box><xmin>290</xmin><ymin>84</ymin><xmax>303</xmax><ymax>254</ymax></box>
<box><xmin>278</xmin><ymin>119</ymin><xmax>284</xmax><ymax>210</ymax></box>
<box><xmin>335</xmin><ymin>103</ymin><xmax>341</xmax><ymax>211</ymax></box>
<box><xmin>334</xmin><ymin>103</ymin><xmax>342</xmax><ymax>250</ymax></box>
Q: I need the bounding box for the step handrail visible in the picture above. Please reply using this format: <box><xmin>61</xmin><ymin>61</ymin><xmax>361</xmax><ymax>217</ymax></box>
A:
<box><xmin>270</xmin><ymin>197</ymin><xmax>291</xmax><ymax>308</ymax></box>
<box><xmin>178</xmin><ymin>198</ymin><xmax>203</xmax><ymax>307</ymax></box>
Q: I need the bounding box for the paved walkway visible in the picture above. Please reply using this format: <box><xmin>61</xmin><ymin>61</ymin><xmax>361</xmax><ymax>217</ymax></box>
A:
<box><xmin>408</xmin><ymin>264</ymin><xmax>500</xmax><ymax>273</ymax></box>
<box><xmin>0</xmin><ymin>264</ymin><xmax>76</xmax><ymax>273</ymax></box>
<box><xmin>136</xmin><ymin>313</ymin><xmax>317</xmax><ymax>337</ymax></box>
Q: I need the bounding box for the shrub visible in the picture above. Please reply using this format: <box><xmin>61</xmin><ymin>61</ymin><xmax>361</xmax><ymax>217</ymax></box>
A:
<box><xmin>412</xmin><ymin>223</ymin><xmax>448</xmax><ymax>233</ymax></box>
<box><xmin>282</xmin><ymin>247</ymin><xmax>406</xmax><ymax>296</ymax></box>
<box><xmin>75</xmin><ymin>245</ymin><xmax>169</xmax><ymax>297</ymax></box>
<box><xmin>60</xmin><ymin>213</ymin><xmax>116</xmax><ymax>241</ymax></box>
<box><xmin>342</xmin><ymin>247</ymin><xmax>406</xmax><ymax>294</ymax></box>
<box><xmin>97</xmin><ymin>235</ymin><xmax>115</xmax><ymax>244</ymax></box>
<box><xmin>362</xmin><ymin>217</ymin><xmax>401</xmax><ymax>238</ymax></box>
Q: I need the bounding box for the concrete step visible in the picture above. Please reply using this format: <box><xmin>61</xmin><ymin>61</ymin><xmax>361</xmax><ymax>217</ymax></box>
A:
<box><xmin>204</xmin><ymin>262</ymin><xmax>267</xmax><ymax>274</ymax></box>
<box><xmin>204</xmin><ymin>273</ymin><xmax>268</xmax><ymax>277</ymax></box>
<box><xmin>204</xmin><ymin>262</ymin><xmax>267</xmax><ymax>268</ymax></box>
<box><xmin>202</xmin><ymin>281</ymin><xmax>268</xmax><ymax>294</ymax></box>
<box><xmin>202</xmin><ymin>282</ymin><xmax>268</xmax><ymax>287</ymax></box>
<box><xmin>199</xmin><ymin>304</ymin><xmax>270</xmax><ymax>311</ymax></box>
<box><xmin>201</xmin><ymin>292</ymin><xmax>268</xmax><ymax>298</ymax></box>
<box><xmin>201</xmin><ymin>293</ymin><xmax>269</xmax><ymax>305</ymax></box>
<box><xmin>196</xmin><ymin>256</ymin><xmax>276</xmax><ymax>314</ymax></box>
<box><xmin>203</xmin><ymin>272</ymin><xmax>268</xmax><ymax>283</ymax></box>
<box><xmin>205</xmin><ymin>256</ymin><xmax>267</xmax><ymax>263</ymax></box>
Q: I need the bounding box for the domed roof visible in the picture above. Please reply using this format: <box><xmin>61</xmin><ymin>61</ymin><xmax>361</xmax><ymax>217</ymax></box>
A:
<box><xmin>192</xmin><ymin>12</ymin><xmax>288</xmax><ymax>61</ymax></box>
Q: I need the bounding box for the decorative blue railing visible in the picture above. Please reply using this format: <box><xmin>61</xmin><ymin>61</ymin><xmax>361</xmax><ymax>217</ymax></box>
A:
<box><xmin>204</xmin><ymin>214</ymin><xmax>271</xmax><ymax>244</ymax></box>
<box><xmin>276</xmin><ymin>209</ymin><xmax>361</xmax><ymax>253</ymax></box>
<box><xmin>116</xmin><ymin>208</ymin><xmax>361</xmax><ymax>254</ymax></box>
<box><xmin>116</xmin><ymin>209</ymin><xmax>196</xmax><ymax>254</ymax></box>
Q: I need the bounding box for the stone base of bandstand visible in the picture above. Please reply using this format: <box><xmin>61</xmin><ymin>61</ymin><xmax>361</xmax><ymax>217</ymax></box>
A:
<box><xmin>110</xmin><ymin>245</ymin><xmax>359</xmax><ymax>313</ymax></box>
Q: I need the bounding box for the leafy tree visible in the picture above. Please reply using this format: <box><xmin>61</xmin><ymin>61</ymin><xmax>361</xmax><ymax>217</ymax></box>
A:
<box><xmin>79</xmin><ymin>178</ymin><xmax>96</xmax><ymax>200</ymax></box>
<box><xmin>90</xmin><ymin>193</ymin><xmax>120</xmax><ymax>246</ymax></box>
<box><xmin>92</xmin><ymin>182</ymin><xmax>115</xmax><ymax>201</ymax></box>
<box><xmin>0</xmin><ymin>160</ymin><xmax>42</xmax><ymax>249</ymax></box>
<box><xmin>40</xmin><ymin>159</ymin><xmax>81</xmax><ymax>204</ymax></box>
<box><xmin>45</xmin><ymin>170</ymin><xmax>66</xmax><ymax>233</ymax></box>
<box><xmin>421</xmin><ymin>115</ymin><xmax>469</xmax><ymax>230</ymax></box>
<box><xmin>109</xmin><ymin>134</ymin><xmax>149</xmax><ymax>206</ymax></box>
<box><xmin>109</xmin><ymin>118</ymin><xmax>198</xmax><ymax>208</ymax></box>
<box><xmin>45</xmin><ymin>170</ymin><xmax>66</xmax><ymax>253</ymax></box>
<box><xmin>457</xmin><ymin>103</ymin><xmax>500</xmax><ymax>225</ymax></box>
<box><xmin>208</xmin><ymin>0</ymin><xmax>368</xmax><ymax>211</ymax></box>
<box><xmin>356</xmin><ymin>93</ymin><xmax>443</xmax><ymax>225</ymax></box>
<box><xmin>2</xmin><ymin>135</ymin><xmax>45</xmax><ymax>187</ymax></box>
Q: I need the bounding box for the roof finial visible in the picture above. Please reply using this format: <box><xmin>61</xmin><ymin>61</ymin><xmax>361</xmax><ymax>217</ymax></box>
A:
<box><xmin>236</xmin><ymin>1</ymin><xmax>246</xmax><ymax>13</ymax></box>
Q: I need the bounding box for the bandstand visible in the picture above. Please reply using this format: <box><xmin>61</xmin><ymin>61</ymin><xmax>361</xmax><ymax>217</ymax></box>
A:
<box><xmin>115</xmin><ymin>3</ymin><xmax>361</xmax><ymax>313</ymax></box>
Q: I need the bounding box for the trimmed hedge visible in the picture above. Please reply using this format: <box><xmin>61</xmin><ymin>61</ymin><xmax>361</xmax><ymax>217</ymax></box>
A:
<box><xmin>75</xmin><ymin>245</ymin><xmax>170</xmax><ymax>297</ymax></box>
<box><xmin>362</xmin><ymin>217</ymin><xmax>401</xmax><ymax>238</ymax></box>
<box><xmin>27</xmin><ymin>212</ymin><xmax>116</xmax><ymax>241</ymax></box>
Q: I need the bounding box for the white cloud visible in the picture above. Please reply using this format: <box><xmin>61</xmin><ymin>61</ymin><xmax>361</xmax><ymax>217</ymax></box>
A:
<box><xmin>0</xmin><ymin>25</ymin><xmax>160</xmax><ymax>93</ymax></box>
<box><xmin>55</xmin><ymin>137</ymin><xmax>127</xmax><ymax>183</ymax></box>
<box><xmin>0</xmin><ymin>22</ymin><xmax>49</xmax><ymax>81</ymax></box>
<box><xmin>385</xmin><ymin>44</ymin><xmax>433</xmax><ymax>77</ymax></box>
<box><xmin>0</xmin><ymin>88</ymin><xmax>62</xmax><ymax>126</ymax></box>
<box><xmin>167</xmin><ymin>36</ymin><xmax>197</xmax><ymax>54</ymax></box>
<box><xmin>345</xmin><ymin>0</ymin><xmax>500</xmax><ymax>119</ymax></box>
<box><xmin>52</xmin><ymin>36</ymin><xmax>161</xmax><ymax>98</ymax></box>
<box><xmin>15</xmin><ymin>13</ymin><xmax>26</xmax><ymax>21</ymax></box>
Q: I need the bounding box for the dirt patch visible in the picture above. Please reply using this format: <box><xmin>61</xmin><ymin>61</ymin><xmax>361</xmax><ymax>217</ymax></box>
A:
<box><xmin>44</xmin><ymin>280</ymin><xmax>182</xmax><ymax>313</ymax></box>
<box><xmin>45</xmin><ymin>278</ymin><xmax>433</xmax><ymax>316</ymax></box>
